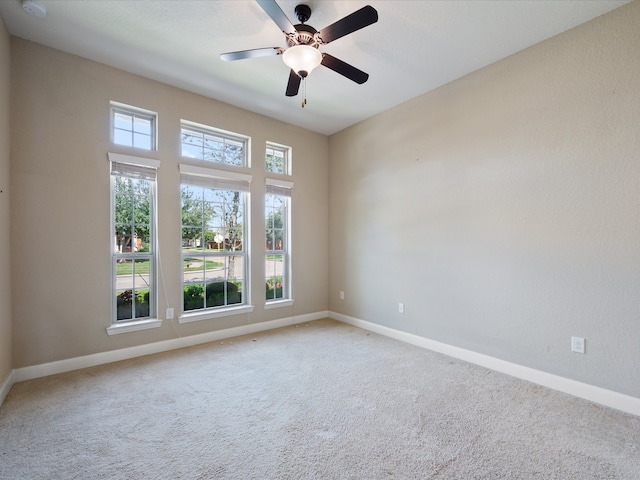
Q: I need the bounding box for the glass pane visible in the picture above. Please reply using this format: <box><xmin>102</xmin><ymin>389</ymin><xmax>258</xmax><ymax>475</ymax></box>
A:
<box><xmin>132</xmin><ymin>258</ymin><xmax>151</xmax><ymax>318</ymax></box>
<box><xmin>115</xmin><ymin>230</ymin><xmax>133</xmax><ymax>253</ymax></box>
<box><xmin>182</xmin><ymin>198</ymin><xmax>204</xmax><ymax>228</ymax></box>
<box><xmin>182</xmin><ymin>129</ymin><xmax>203</xmax><ymax>146</ymax></box>
<box><xmin>203</xmin><ymin>135</ymin><xmax>223</xmax><ymax>149</ymax></box>
<box><xmin>181</xmin><ymin>143</ymin><xmax>201</xmax><ymax>159</ymax></box>
<box><xmin>116</xmin><ymin>259</ymin><xmax>134</xmax><ymax>320</ymax></box>
<box><xmin>133</xmin><ymin>116</ymin><xmax>151</xmax><ymax>134</ymax></box>
<box><xmin>134</xmin><ymin>287</ymin><xmax>150</xmax><ymax>318</ymax></box>
<box><xmin>133</xmin><ymin>132</ymin><xmax>151</xmax><ymax>150</ymax></box>
<box><xmin>203</xmin><ymin>227</ymin><xmax>218</xmax><ymax>250</ymax></box>
<box><xmin>182</xmin><ymin>233</ymin><xmax>203</xmax><ymax>253</ymax></box>
<box><xmin>226</xmin><ymin>228</ymin><xmax>243</xmax><ymax>252</ymax></box>
<box><xmin>204</xmin><ymin>142</ymin><xmax>224</xmax><ymax>163</ymax></box>
<box><xmin>114</xmin><ymin>112</ymin><xmax>132</xmax><ymax>130</ymax></box>
<box><xmin>272</xmin><ymin>196</ymin><xmax>284</xmax><ymax>209</ymax></box>
<box><xmin>183</xmin><ymin>282</ymin><xmax>205</xmax><ymax>311</ymax></box>
<box><xmin>225</xmin><ymin>142</ymin><xmax>243</xmax><ymax>166</ymax></box>
<box><xmin>273</xmin><ymin>228</ymin><xmax>284</xmax><ymax>250</ymax></box>
<box><xmin>266</xmin><ymin>255</ymin><xmax>284</xmax><ymax>301</ymax></box>
<box><xmin>184</xmin><ymin>255</ymin><xmax>205</xmax><ymax>281</ymax></box>
<box><xmin>113</xmin><ymin>128</ymin><xmax>132</xmax><ymax>147</ymax></box>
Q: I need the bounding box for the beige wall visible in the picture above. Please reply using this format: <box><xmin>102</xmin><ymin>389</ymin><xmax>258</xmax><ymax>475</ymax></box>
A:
<box><xmin>10</xmin><ymin>38</ymin><xmax>328</xmax><ymax>368</ymax></box>
<box><xmin>329</xmin><ymin>2</ymin><xmax>640</xmax><ymax>398</ymax></box>
<box><xmin>0</xmin><ymin>14</ymin><xmax>11</xmax><ymax>384</ymax></box>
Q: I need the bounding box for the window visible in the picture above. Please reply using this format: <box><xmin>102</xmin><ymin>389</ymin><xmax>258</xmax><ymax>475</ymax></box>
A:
<box><xmin>180</xmin><ymin>121</ymin><xmax>248</xmax><ymax>167</ymax></box>
<box><xmin>111</xmin><ymin>103</ymin><xmax>156</xmax><ymax>150</ymax></box>
<box><xmin>180</xmin><ymin>164</ymin><xmax>252</xmax><ymax>319</ymax></box>
<box><xmin>265</xmin><ymin>143</ymin><xmax>290</xmax><ymax>175</ymax></box>
<box><xmin>265</xmin><ymin>178</ymin><xmax>293</xmax><ymax>305</ymax></box>
<box><xmin>110</xmin><ymin>153</ymin><xmax>159</xmax><ymax>327</ymax></box>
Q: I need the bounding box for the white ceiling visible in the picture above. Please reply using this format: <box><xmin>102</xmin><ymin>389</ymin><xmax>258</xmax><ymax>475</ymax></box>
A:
<box><xmin>0</xmin><ymin>0</ymin><xmax>630</xmax><ymax>135</ymax></box>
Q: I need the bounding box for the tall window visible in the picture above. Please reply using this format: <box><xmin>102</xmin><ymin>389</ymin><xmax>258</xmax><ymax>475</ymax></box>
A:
<box><xmin>265</xmin><ymin>143</ymin><xmax>290</xmax><ymax>174</ymax></box>
<box><xmin>110</xmin><ymin>154</ymin><xmax>159</xmax><ymax>323</ymax></box>
<box><xmin>180</xmin><ymin>121</ymin><xmax>248</xmax><ymax>167</ymax></box>
<box><xmin>111</xmin><ymin>103</ymin><xmax>156</xmax><ymax>150</ymax></box>
<box><xmin>265</xmin><ymin>178</ymin><xmax>292</xmax><ymax>303</ymax></box>
<box><xmin>180</xmin><ymin>165</ymin><xmax>251</xmax><ymax>316</ymax></box>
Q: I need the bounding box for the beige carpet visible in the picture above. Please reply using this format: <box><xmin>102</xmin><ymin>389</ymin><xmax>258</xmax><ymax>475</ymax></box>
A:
<box><xmin>1</xmin><ymin>319</ymin><xmax>639</xmax><ymax>479</ymax></box>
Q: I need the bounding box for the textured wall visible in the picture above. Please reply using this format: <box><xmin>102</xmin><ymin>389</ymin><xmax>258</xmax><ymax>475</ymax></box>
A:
<box><xmin>10</xmin><ymin>39</ymin><xmax>328</xmax><ymax>367</ymax></box>
<box><xmin>329</xmin><ymin>3</ymin><xmax>640</xmax><ymax>398</ymax></box>
<box><xmin>0</xmin><ymin>14</ymin><xmax>11</xmax><ymax>383</ymax></box>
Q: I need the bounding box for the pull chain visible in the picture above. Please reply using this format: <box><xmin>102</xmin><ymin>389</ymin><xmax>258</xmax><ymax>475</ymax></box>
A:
<box><xmin>301</xmin><ymin>77</ymin><xmax>308</xmax><ymax>108</ymax></box>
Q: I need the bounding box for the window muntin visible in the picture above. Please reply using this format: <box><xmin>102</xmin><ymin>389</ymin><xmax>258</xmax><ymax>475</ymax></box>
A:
<box><xmin>111</xmin><ymin>157</ymin><xmax>158</xmax><ymax>323</ymax></box>
<box><xmin>111</xmin><ymin>104</ymin><xmax>156</xmax><ymax>150</ymax></box>
<box><xmin>181</xmin><ymin>168</ymin><xmax>249</xmax><ymax>313</ymax></box>
<box><xmin>265</xmin><ymin>143</ymin><xmax>290</xmax><ymax>175</ymax></box>
<box><xmin>265</xmin><ymin>179</ymin><xmax>292</xmax><ymax>302</ymax></box>
<box><xmin>181</xmin><ymin>122</ymin><xmax>248</xmax><ymax>167</ymax></box>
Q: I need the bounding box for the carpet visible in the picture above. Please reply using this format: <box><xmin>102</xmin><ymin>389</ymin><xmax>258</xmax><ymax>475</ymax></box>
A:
<box><xmin>1</xmin><ymin>319</ymin><xmax>639</xmax><ymax>479</ymax></box>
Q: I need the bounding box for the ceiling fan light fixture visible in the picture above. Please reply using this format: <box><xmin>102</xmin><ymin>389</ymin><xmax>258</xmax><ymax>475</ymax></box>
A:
<box><xmin>282</xmin><ymin>45</ymin><xmax>322</xmax><ymax>78</ymax></box>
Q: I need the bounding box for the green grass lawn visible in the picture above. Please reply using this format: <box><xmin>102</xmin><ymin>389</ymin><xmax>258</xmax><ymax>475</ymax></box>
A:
<box><xmin>116</xmin><ymin>259</ymin><xmax>223</xmax><ymax>276</ymax></box>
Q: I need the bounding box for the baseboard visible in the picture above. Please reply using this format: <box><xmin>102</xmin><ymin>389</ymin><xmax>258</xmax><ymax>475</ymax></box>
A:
<box><xmin>330</xmin><ymin>311</ymin><xmax>640</xmax><ymax>417</ymax></box>
<box><xmin>12</xmin><ymin>310</ymin><xmax>329</xmax><ymax>384</ymax></box>
<box><xmin>0</xmin><ymin>369</ymin><xmax>14</xmax><ymax>406</ymax></box>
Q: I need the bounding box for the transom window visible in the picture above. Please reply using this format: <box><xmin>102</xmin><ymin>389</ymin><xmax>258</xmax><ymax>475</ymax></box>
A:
<box><xmin>265</xmin><ymin>143</ymin><xmax>290</xmax><ymax>175</ymax></box>
<box><xmin>111</xmin><ymin>103</ymin><xmax>156</xmax><ymax>150</ymax></box>
<box><xmin>181</xmin><ymin>121</ymin><xmax>248</xmax><ymax>167</ymax></box>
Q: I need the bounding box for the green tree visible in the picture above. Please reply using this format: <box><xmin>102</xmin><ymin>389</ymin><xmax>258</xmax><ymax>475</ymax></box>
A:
<box><xmin>114</xmin><ymin>177</ymin><xmax>150</xmax><ymax>253</ymax></box>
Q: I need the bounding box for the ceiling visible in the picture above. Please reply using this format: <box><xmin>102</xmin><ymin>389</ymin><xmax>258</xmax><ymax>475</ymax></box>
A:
<box><xmin>0</xmin><ymin>0</ymin><xmax>630</xmax><ymax>136</ymax></box>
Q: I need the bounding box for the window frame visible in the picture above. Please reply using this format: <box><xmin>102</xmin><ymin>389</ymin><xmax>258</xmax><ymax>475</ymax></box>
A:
<box><xmin>110</xmin><ymin>102</ymin><xmax>157</xmax><ymax>151</ymax></box>
<box><xmin>265</xmin><ymin>177</ymin><xmax>294</xmax><ymax>308</ymax></box>
<box><xmin>178</xmin><ymin>164</ymin><xmax>254</xmax><ymax>323</ymax></box>
<box><xmin>107</xmin><ymin>153</ymin><xmax>161</xmax><ymax>335</ymax></box>
<box><xmin>180</xmin><ymin>120</ymin><xmax>250</xmax><ymax>168</ymax></box>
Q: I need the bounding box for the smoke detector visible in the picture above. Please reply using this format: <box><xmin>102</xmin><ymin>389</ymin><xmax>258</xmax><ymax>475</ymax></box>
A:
<box><xmin>22</xmin><ymin>0</ymin><xmax>47</xmax><ymax>18</ymax></box>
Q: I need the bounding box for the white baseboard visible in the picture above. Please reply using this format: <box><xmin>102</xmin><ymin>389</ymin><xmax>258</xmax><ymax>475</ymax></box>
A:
<box><xmin>11</xmin><ymin>310</ymin><xmax>328</xmax><ymax>385</ymax></box>
<box><xmin>330</xmin><ymin>311</ymin><xmax>640</xmax><ymax>417</ymax></box>
<box><xmin>0</xmin><ymin>369</ymin><xmax>14</xmax><ymax>406</ymax></box>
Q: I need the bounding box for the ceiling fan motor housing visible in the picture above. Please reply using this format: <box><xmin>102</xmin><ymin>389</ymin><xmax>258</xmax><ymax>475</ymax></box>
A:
<box><xmin>287</xmin><ymin>24</ymin><xmax>318</xmax><ymax>48</ymax></box>
<box><xmin>294</xmin><ymin>4</ymin><xmax>311</xmax><ymax>23</ymax></box>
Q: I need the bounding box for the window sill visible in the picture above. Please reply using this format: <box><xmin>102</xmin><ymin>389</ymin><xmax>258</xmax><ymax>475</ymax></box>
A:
<box><xmin>107</xmin><ymin>318</ymin><xmax>162</xmax><ymax>335</ymax></box>
<box><xmin>264</xmin><ymin>299</ymin><xmax>295</xmax><ymax>310</ymax></box>
<box><xmin>178</xmin><ymin>305</ymin><xmax>255</xmax><ymax>324</ymax></box>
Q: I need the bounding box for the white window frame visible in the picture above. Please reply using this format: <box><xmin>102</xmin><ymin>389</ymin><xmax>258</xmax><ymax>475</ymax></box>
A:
<box><xmin>107</xmin><ymin>153</ymin><xmax>161</xmax><ymax>335</ymax></box>
<box><xmin>110</xmin><ymin>102</ymin><xmax>157</xmax><ymax>151</ymax></box>
<box><xmin>180</xmin><ymin>120</ymin><xmax>249</xmax><ymax>167</ymax></box>
<box><xmin>179</xmin><ymin>164</ymin><xmax>254</xmax><ymax>323</ymax></box>
<box><xmin>265</xmin><ymin>177</ymin><xmax>294</xmax><ymax>309</ymax></box>
<box><xmin>265</xmin><ymin>142</ymin><xmax>291</xmax><ymax>175</ymax></box>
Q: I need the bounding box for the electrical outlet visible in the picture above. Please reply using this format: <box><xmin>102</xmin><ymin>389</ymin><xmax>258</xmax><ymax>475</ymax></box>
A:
<box><xmin>340</xmin><ymin>291</ymin><xmax>344</xmax><ymax>300</ymax></box>
<box><xmin>166</xmin><ymin>308</ymin><xmax>174</xmax><ymax>320</ymax></box>
<box><xmin>571</xmin><ymin>336</ymin><xmax>585</xmax><ymax>354</ymax></box>
<box><xmin>398</xmin><ymin>303</ymin><xmax>405</xmax><ymax>314</ymax></box>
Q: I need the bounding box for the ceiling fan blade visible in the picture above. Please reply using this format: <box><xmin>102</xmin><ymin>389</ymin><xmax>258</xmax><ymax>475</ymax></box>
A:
<box><xmin>285</xmin><ymin>69</ymin><xmax>301</xmax><ymax>96</ymax></box>
<box><xmin>321</xmin><ymin>54</ymin><xmax>369</xmax><ymax>84</ymax></box>
<box><xmin>256</xmin><ymin>0</ymin><xmax>296</xmax><ymax>35</ymax></box>
<box><xmin>317</xmin><ymin>5</ymin><xmax>378</xmax><ymax>45</ymax></box>
<box><xmin>220</xmin><ymin>47</ymin><xmax>283</xmax><ymax>62</ymax></box>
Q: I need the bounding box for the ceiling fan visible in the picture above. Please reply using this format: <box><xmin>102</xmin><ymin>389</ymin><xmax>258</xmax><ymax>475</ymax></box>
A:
<box><xmin>220</xmin><ymin>0</ymin><xmax>378</xmax><ymax>104</ymax></box>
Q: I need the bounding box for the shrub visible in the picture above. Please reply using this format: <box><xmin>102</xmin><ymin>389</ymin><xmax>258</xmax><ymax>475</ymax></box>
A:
<box><xmin>183</xmin><ymin>281</ymin><xmax>241</xmax><ymax>311</ymax></box>
<box><xmin>116</xmin><ymin>289</ymin><xmax>150</xmax><ymax>320</ymax></box>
